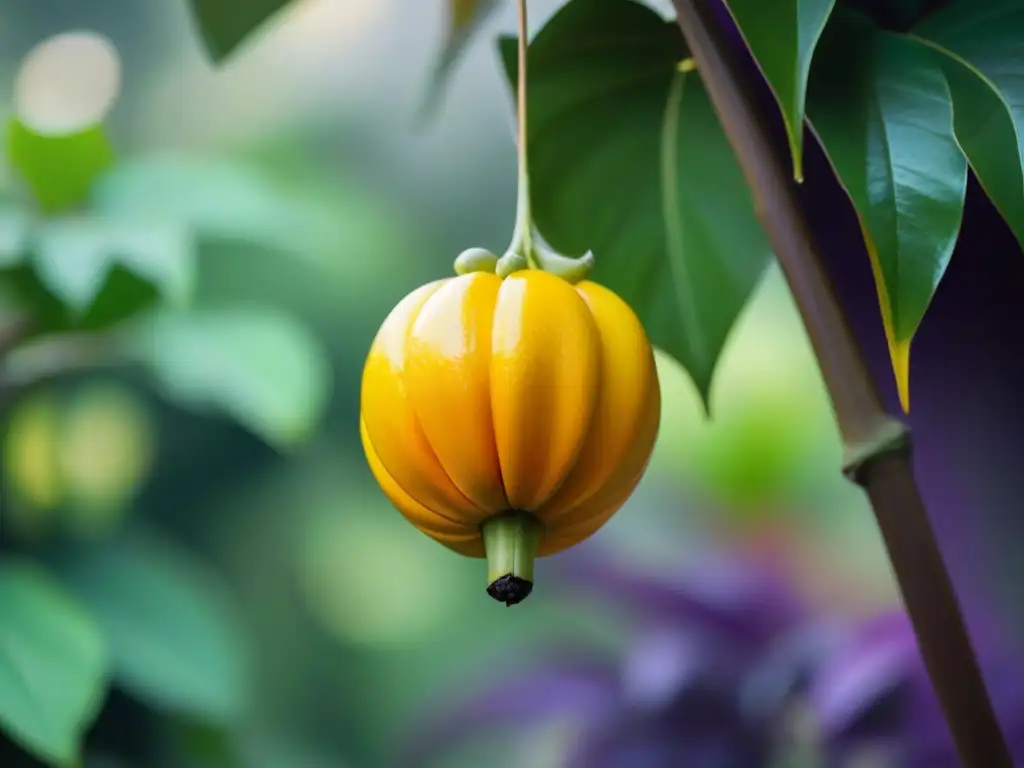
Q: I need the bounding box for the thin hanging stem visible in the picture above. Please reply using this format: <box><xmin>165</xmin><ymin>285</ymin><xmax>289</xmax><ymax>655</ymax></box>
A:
<box><xmin>668</xmin><ymin>0</ymin><xmax>1011</xmax><ymax>765</ymax></box>
<box><xmin>509</xmin><ymin>0</ymin><xmax>536</xmax><ymax>266</ymax></box>
<box><xmin>500</xmin><ymin>0</ymin><xmax>596</xmax><ymax>284</ymax></box>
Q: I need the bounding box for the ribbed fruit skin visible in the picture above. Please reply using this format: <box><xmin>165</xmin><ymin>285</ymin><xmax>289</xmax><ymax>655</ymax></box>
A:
<box><xmin>360</xmin><ymin>270</ymin><xmax>660</xmax><ymax>558</ymax></box>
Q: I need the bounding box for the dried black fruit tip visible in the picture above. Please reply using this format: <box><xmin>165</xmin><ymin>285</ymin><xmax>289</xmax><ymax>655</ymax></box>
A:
<box><xmin>486</xmin><ymin>574</ymin><xmax>534</xmax><ymax>607</ymax></box>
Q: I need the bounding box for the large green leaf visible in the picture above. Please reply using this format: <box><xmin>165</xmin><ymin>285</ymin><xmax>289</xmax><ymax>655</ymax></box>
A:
<box><xmin>913</xmin><ymin>0</ymin><xmax>1024</xmax><ymax>251</ymax></box>
<box><xmin>123</xmin><ymin>308</ymin><xmax>331</xmax><ymax>449</ymax></box>
<box><xmin>186</xmin><ymin>0</ymin><xmax>296</xmax><ymax>63</ymax></box>
<box><xmin>807</xmin><ymin>12</ymin><xmax>967</xmax><ymax>412</ymax></box>
<box><xmin>423</xmin><ymin>0</ymin><xmax>502</xmax><ymax>117</ymax></box>
<box><xmin>0</xmin><ymin>209</ymin><xmax>195</xmax><ymax>333</ymax></box>
<box><xmin>0</xmin><ymin>562</ymin><xmax>108</xmax><ymax>766</ymax></box>
<box><xmin>55</xmin><ymin>531</ymin><xmax>250</xmax><ymax>725</ymax></box>
<box><xmin>499</xmin><ymin>0</ymin><xmax>772</xmax><ymax>407</ymax></box>
<box><xmin>723</xmin><ymin>0</ymin><xmax>836</xmax><ymax>181</ymax></box>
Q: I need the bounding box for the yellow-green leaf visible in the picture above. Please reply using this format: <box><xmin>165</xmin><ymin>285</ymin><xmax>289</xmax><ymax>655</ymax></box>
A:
<box><xmin>807</xmin><ymin>11</ymin><xmax>967</xmax><ymax>411</ymax></box>
<box><xmin>7</xmin><ymin>119</ymin><xmax>113</xmax><ymax>214</ymax></box>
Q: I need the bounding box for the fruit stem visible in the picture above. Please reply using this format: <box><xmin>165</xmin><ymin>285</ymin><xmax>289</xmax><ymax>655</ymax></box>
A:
<box><xmin>482</xmin><ymin>511</ymin><xmax>541</xmax><ymax>607</ymax></box>
<box><xmin>507</xmin><ymin>0</ymin><xmax>537</xmax><ymax>269</ymax></box>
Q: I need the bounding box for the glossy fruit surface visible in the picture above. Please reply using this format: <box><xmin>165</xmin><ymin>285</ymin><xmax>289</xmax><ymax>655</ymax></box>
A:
<box><xmin>360</xmin><ymin>269</ymin><xmax>660</xmax><ymax>559</ymax></box>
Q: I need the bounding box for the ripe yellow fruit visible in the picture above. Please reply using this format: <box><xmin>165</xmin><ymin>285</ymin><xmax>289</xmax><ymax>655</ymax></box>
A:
<box><xmin>360</xmin><ymin>268</ymin><xmax>660</xmax><ymax>605</ymax></box>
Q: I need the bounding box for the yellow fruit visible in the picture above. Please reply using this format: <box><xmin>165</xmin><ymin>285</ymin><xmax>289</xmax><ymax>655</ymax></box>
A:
<box><xmin>360</xmin><ymin>268</ymin><xmax>660</xmax><ymax>605</ymax></box>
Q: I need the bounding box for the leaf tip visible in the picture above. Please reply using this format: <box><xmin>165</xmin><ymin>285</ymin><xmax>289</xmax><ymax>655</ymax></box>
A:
<box><xmin>788</xmin><ymin>132</ymin><xmax>804</xmax><ymax>183</ymax></box>
<box><xmin>694</xmin><ymin>377</ymin><xmax>714</xmax><ymax>420</ymax></box>
<box><xmin>890</xmin><ymin>337</ymin><xmax>911</xmax><ymax>414</ymax></box>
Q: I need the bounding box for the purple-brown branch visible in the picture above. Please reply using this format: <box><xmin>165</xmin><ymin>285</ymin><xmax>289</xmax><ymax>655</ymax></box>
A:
<box><xmin>669</xmin><ymin>0</ymin><xmax>1012</xmax><ymax>764</ymax></box>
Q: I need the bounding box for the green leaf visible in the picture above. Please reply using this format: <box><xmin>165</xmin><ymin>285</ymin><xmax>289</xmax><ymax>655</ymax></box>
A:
<box><xmin>186</xmin><ymin>0</ymin><xmax>296</xmax><ymax>63</ymax></box>
<box><xmin>914</xmin><ymin>0</ymin><xmax>1024</xmax><ymax>251</ymax></box>
<box><xmin>90</xmin><ymin>155</ymin><xmax>340</xmax><ymax>264</ymax></box>
<box><xmin>499</xmin><ymin>0</ymin><xmax>772</xmax><ymax>406</ymax></box>
<box><xmin>723</xmin><ymin>0</ymin><xmax>836</xmax><ymax>181</ymax></box>
<box><xmin>422</xmin><ymin>0</ymin><xmax>501</xmax><ymax>118</ymax></box>
<box><xmin>0</xmin><ymin>211</ymin><xmax>196</xmax><ymax>332</ymax></box>
<box><xmin>0</xmin><ymin>206</ymin><xmax>32</xmax><ymax>266</ymax></box>
<box><xmin>33</xmin><ymin>217</ymin><xmax>195</xmax><ymax>319</ymax></box>
<box><xmin>0</xmin><ymin>562</ymin><xmax>108</xmax><ymax>767</ymax></box>
<box><xmin>124</xmin><ymin>308</ymin><xmax>331</xmax><ymax>448</ymax></box>
<box><xmin>7</xmin><ymin>119</ymin><xmax>114</xmax><ymax>214</ymax></box>
<box><xmin>807</xmin><ymin>11</ymin><xmax>967</xmax><ymax>412</ymax></box>
<box><xmin>54</xmin><ymin>531</ymin><xmax>250</xmax><ymax>725</ymax></box>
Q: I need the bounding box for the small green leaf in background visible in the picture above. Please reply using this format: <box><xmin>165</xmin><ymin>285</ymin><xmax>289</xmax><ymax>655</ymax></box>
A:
<box><xmin>187</xmin><ymin>0</ymin><xmax>297</xmax><ymax>63</ymax></box>
<box><xmin>90</xmin><ymin>154</ymin><xmax>343</xmax><ymax>265</ymax></box>
<box><xmin>723</xmin><ymin>0</ymin><xmax>836</xmax><ymax>181</ymax></box>
<box><xmin>807</xmin><ymin>11</ymin><xmax>967</xmax><ymax>412</ymax></box>
<box><xmin>124</xmin><ymin>308</ymin><xmax>331</xmax><ymax>449</ymax></box>
<box><xmin>914</xmin><ymin>0</ymin><xmax>1024</xmax><ymax>252</ymax></box>
<box><xmin>422</xmin><ymin>0</ymin><xmax>502</xmax><ymax>118</ymax></box>
<box><xmin>0</xmin><ymin>213</ymin><xmax>196</xmax><ymax>333</ymax></box>
<box><xmin>54</xmin><ymin>531</ymin><xmax>250</xmax><ymax>725</ymax></box>
<box><xmin>0</xmin><ymin>562</ymin><xmax>108</xmax><ymax>767</ymax></box>
<box><xmin>7</xmin><ymin>120</ymin><xmax>114</xmax><ymax>214</ymax></box>
<box><xmin>33</xmin><ymin>217</ymin><xmax>195</xmax><ymax>323</ymax></box>
<box><xmin>500</xmin><ymin>0</ymin><xmax>772</xmax><ymax>408</ymax></box>
<box><xmin>0</xmin><ymin>206</ymin><xmax>32</xmax><ymax>265</ymax></box>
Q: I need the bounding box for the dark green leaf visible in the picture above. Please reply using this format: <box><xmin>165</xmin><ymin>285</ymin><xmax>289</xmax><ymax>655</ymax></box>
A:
<box><xmin>422</xmin><ymin>0</ymin><xmax>501</xmax><ymax>117</ymax></box>
<box><xmin>186</xmin><ymin>0</ymin><xmax>296</xmax><ymax>63</ymax></box>
<box><xmin>914</xmin><ymin>0</ymin><xmax>1024</xmax><ymax>251</ymax></box>
<box><xmin>124</xmin><ymin>308</ymin><xmax>331</xmax><ymax>448</ymax></box>
<box><xmin>0</xmin><ymin>212</ymin><xmax>195</xmax><ymax>333</ymax></box>
<box><xmin>807</xmin><ymin>11</ymin><xmax>967</xmax><ymax>411</ymax></box>
<box><xmin>723</xmin><ymin>0</ymin><xmax>836</xmax><ymax>180</ymax></box>
<box><xmin>90</xmin><ymin>155</ymin><xmax>341</xmax><ymax>264</ymax></box>
<box><xmin>500</xmin><ymin>0</ymin><xmax>772</xmax><ymax>405</ymax></box>
<box><xmin>6</xmin><ymin>119</ymin><xmax>114</xmax><ymax>214</ymax></box>
<box><xmin>841</xmin><ymin>0</ymin><xmax>935</xmax><ymax>30</ymax></box>
<box><xmin>0</xmin><ymin>562</ymin><xmax>108</xmax><ymax>766</ymax></box>
<box><xmin>55</xmin><ymin>531</ymin><xmax>250</xmax><ymax>724</ymax></box>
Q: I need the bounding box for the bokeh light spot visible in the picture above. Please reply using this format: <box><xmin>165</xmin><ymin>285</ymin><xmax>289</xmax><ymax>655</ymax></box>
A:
<box><xmin>297</xmin><ymin>501</ymin><xmax>460</xmax><ymax>648</ymax></box>
<box><xmin>14</xmin><ymin>31</ymin><xmax>122</xmax><ymax>135</ymax></box>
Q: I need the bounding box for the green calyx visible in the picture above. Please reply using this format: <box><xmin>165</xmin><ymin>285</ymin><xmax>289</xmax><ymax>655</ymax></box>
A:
<box><xmin>454</xmin><ymin>247</ymin><xmax>500</xmax><ymax>275</ymax></box>
<box><xmin>496</xmin><ymin>250</ymin><xmax>528</xmax><ymax>278</ymax></box>
<box><xmin>532</xmin><ymin>243</ymin><xmax>595</xmax><ymax>283</ymax></box>
<box><xmin>481</xmin><ymin>511</ymin><xmax>542</xmax><ymax>607</ymax></box>
<box><xmin>452</xmin><ymin>243</ymin><xmax>594</xmax><ymax>283</ymax></box>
